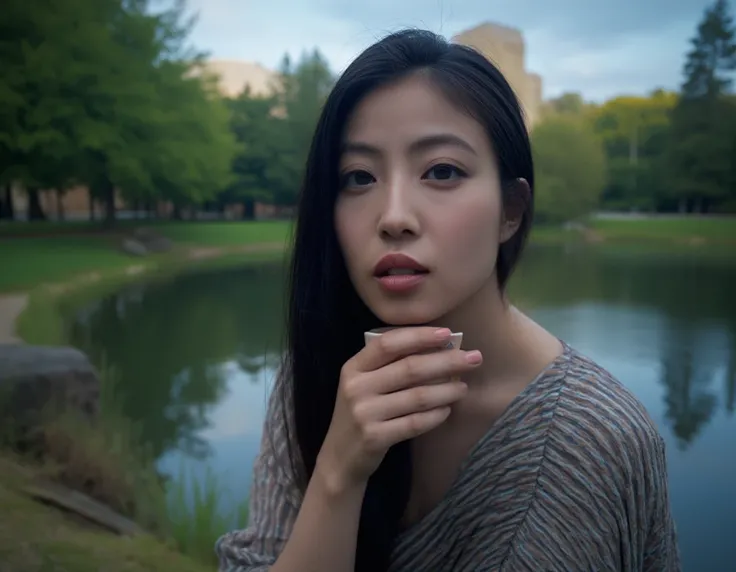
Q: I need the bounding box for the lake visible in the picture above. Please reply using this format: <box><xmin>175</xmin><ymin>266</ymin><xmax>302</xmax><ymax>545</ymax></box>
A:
<box><xmin>66</xmin><ymin>243</ymin><xmax>736</xmax><ymax>571</ymax></box>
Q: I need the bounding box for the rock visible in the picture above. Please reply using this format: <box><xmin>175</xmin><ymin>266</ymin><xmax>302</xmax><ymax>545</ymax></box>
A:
<box><xmin>121</xmin><ymin>238</ymin><xmax>148</xmax><ymax>256</ymax></box>
<box><xmin>129</xmin><ymin>228</ymin><xmax>173</xmax><ymax>253</ymax></box>
<box><xmin>0</xmin><ymin>345</ymin><xmax>100</xmax><ymax>450</ymax></box>
<box><xmin>144</xmin><ymin>236</ymin><xmax>173</xmax><ymax>253</ymax></box>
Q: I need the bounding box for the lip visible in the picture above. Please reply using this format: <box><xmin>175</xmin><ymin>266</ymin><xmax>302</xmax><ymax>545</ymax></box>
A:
<box><xmin>372</xmin><ymin>253</ymin><xmax>429</xmax><ymax>294</ymax></box>
<box><xmin>372</xmin><ymin>253</ymin><xmax>429</xmax><ymax>277</ymax></box>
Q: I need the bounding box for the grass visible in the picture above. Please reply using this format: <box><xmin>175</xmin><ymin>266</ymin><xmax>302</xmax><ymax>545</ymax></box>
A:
<box><xmin>16</xmin><ymin>248</ymin><xmax>289</xmax><ymax>346</ymax></box>
<box><xmin>0</xmin><ymin>357</ymin><xmax>249</xmax><ymax>569</ymax></box>
<box><xmin>167</xmin><ymin>466</ymin><xmax>249</xmax><ymax>564</ymax></box>
<box><xmin>0</xmin><ymin>478</ymin><xmax>212</xmax><ymax>572</ymax></box>
<box><xmin>588</xmin><ymin>216</ymin><xmax>736</xmax><ymax>243</ymax></box>
<box><xmin>0</xmin><ymin>220</ymin><xmax>292</xmax><ymax>293</ymax></box>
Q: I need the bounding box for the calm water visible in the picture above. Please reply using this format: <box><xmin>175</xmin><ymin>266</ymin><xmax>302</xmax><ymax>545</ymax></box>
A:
<box><xmin>67</xmin><ymin>244</ymin><xmax>736</xmax><ymax>571</ymax></box>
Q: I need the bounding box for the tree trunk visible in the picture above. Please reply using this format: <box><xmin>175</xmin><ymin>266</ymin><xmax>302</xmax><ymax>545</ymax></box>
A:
<box><xmin>242</xmin><ymin>198</ymin><xmax>255</xmax><ymax>220</ymax></box>
<box><xmin>27</xmin><ymin>188</ymin><xmax>46</xmax><ymax>221</ymax></box>
<box><xmin>56</xmin><ymin>189</ymin><xmax>65</xmax><ymax>221</ymax></box>
<box><xmin>101</xmin><ymin>176</ymin><xmax>116</xmax><ymax>229</ymax></box>
<box><xmin>171</xmin><ymin>204</ymin><xmax>182</xmax><ymax>220</ymax></box>
<box><xmin>88</xmin><ymin>188</ymin><xmax>96</xmax><ymax>221</ymax></box>
<box><xmin>0</xmin><ymin>183</ymin><xmax>11</xmax><ymax>220</ymax></box>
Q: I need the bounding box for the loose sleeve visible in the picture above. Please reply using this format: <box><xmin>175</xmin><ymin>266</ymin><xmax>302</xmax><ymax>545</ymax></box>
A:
<box><xmin>643</xmin><ymin>436</ymin><xmax>681</xmax><ymax>572</ymax></box>
<box><xmin>215</xmin><ymin>378</ymin><xmax>302</xmax><ymax>571</ymax></box>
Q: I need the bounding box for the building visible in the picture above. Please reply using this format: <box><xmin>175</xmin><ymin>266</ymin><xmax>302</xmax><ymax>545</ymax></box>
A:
<box><xmin>193</xmin><ymin>60</ymin><xmax>278</xmax><ymax>98</ymax></box>
<box><xmin>452</xmin><ymin>22</ymin><xmax>543</xmax><ymax>129</ymax></box>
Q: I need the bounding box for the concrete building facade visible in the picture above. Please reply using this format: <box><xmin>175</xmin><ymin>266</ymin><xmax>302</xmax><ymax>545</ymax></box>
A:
<box><xmin>452</xmin><ymin>22</ymin><xmax>543</xmax><ymax>129</ymax></box>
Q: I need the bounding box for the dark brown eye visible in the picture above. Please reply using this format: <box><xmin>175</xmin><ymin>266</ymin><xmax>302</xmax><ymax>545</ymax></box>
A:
<box><xmin>423</xmin><ymin>164</ymin><xmax>467</xmax><ymax>181</ymax></box>
<box><xmin>341</xmin><ymin>169</ymin><xmax>375</xmax><ymax>189</ymax></box>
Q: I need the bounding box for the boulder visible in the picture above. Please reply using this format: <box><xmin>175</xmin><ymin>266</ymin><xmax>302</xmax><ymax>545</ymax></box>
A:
<box><xmin>121</xmin><ymin>238</ymin><xmax>148</xmax><ymax>256</ymax></box>
<box><xmin>0</xmin><ymin>345</ymin><xmax>100</xmax><ymax>449</ymax></box>
<box><xmin>133</xmin><ymin>227</ymin><xmax>173</xmax><ymax>252</ymax></box>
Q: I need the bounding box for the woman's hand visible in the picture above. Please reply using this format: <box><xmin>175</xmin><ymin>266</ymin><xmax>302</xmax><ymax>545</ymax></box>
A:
<box><xmin>317</xmin><ymin>327</ymin><xmax>482</xmax><ymax>492</ymax></box>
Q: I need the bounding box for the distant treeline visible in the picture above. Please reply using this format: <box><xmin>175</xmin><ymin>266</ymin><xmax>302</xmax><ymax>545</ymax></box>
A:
<box><xmin>1</xmin><ymin>0</ymin><xmax>734</xmax><ymax>225</ymax></box>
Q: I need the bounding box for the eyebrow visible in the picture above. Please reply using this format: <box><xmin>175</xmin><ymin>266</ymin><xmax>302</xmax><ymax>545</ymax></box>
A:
<box><xmin>341</xmin><ymin>133</ymin><xmax>477</xmax><ymax>157</ymax></box>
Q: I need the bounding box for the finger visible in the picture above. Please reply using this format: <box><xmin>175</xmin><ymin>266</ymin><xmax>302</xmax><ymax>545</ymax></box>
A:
<box><xmin>368</xmin><ymin>348</ymin><xmax>482</xmax><ymax>394</ymax></box>
<box><xmin>360</xmin><ymin>381</ymin><xmax>467</xmax><ymax>421</ymax></box>
<box><xmin>354</xmin><ymin>327</ymin><xmax>455</xmax><ymax>372</ymax></box>
<box><xmin>372</xmin><ymin>407</ymin><xmax>453</xmax><ymax>445</ymax></box>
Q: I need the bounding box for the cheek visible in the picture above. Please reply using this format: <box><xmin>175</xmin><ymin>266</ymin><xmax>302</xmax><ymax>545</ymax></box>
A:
<box><xmin>334</xmin><ymin>200</ymin><xmax>363</xmax><ymax>272</ymax></box>
<box><xmin>440</xmin><ymin>191</ymin><xmax>502</xmax><ymax>260</ymax></box>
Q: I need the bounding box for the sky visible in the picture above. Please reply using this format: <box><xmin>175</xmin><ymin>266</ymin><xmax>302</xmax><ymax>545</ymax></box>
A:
<box><xmin>180</xmin><ymin>0</ymin><xmax>714</xmax><ymax>102</ymax></box>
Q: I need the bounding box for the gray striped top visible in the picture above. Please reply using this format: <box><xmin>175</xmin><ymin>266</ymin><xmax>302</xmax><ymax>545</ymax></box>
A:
<box><xmin>216</xmin><ymin>342</ymin><xmax>681</xmax><ymax>571</ymax></box>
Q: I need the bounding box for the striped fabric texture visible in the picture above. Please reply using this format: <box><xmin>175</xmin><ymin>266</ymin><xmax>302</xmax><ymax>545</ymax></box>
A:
<box><xmin>216</xmin><ymin>342</ymin><xmax>681</xmax><ymax>571</ymax></box>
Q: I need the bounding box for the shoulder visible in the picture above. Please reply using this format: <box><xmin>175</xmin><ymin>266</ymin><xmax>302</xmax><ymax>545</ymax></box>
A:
<box><xmin>549</xmin><ymin>344</ymin><xmax>665</xmax><ymax>479</ymax></box>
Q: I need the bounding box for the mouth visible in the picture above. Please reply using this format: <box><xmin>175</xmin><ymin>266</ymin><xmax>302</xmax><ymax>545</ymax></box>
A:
<box><xmin>373</xmin><ymin>253</ymin><xmax>429</xmax><ymax>278</ymax></box>
<box><xmin>372</xmin><ymin>253</ymin><xmax>430</xmax><ymax>293</ymax></box>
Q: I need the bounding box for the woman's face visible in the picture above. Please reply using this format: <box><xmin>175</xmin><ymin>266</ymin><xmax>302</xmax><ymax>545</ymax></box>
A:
<box><xmin>335</xmin><ymin>73</ymin><xmax>516</xmax><ymax>326</ymax></box>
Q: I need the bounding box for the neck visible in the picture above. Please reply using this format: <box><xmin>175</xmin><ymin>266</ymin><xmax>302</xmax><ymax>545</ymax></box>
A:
<box><xmin>433</xmin><ymin>277</ymin><xmax>547</xmax><ymax>386</ymax></box>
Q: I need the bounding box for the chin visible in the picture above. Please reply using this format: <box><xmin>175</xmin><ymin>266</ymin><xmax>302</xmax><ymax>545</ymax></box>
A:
<box><xmin>370</xmin><ymin>300</ymin><xmax>450</xmax><ymax>328</ymax></box>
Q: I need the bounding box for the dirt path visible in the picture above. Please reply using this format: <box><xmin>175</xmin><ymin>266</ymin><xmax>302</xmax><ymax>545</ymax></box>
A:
<box><xmin>0</xmin><ymin>293</ymin><xmax>28</xmax><ymax>344</ymax></box>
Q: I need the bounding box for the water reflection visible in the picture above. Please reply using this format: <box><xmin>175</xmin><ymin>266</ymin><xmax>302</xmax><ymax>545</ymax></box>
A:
<box><xmin>67</xmin><ymin>264</ymin><xmax>286</xmax><ymax>463</ymax></box>
<box><xmin>66</xmin><ymin>246</ymin><xmax>736</xmax><ymax>570</ymax></box>
<box><xmin>513</xmin><ymin>245</ymin><xmax>736</xmax><ymax>449</ymax></box>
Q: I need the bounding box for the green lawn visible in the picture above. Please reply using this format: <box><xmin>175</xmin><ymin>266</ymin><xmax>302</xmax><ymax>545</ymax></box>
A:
<box><xmin>0</xmin><ymin>221</ymin><xmax>292</xmax><ymax>293</ymax></box>
<box><xmin>589</xmin><ymin>216</ymin><xmax>736</xmax><ymax>242</ymax></box>
<box><xmin>2</xmin><ymin>216</ymin><xmax>734</xmax><ymax>294</ymax></box>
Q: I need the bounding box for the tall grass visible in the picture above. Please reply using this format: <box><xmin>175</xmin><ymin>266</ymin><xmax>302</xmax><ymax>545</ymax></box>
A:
<box><xmin>35</xmin><ymin>358</ymin><xmax>170</xmax><ymax>534</ymax></box>
<box><xmin>2</xmin><ymin>354</ymin><xmax>250</xmax><ymax>567</ymax></box>
<box><xmin>167</xmin><ymin>465</ymin><xmax>250</xmax><ymax>565</ymax></box>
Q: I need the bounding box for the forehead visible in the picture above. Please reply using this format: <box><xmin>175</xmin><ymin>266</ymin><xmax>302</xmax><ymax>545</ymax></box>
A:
<box><xmin>343</xmin><ymin>73</ymin><xmax>490</xmax><ymax>151</ymax></box>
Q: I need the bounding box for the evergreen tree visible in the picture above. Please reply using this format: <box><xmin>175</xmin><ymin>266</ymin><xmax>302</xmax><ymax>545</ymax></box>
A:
<box><xmin>681</xmin><ymin>0</ymin><xmax>736</xmax><ymax>100</ymax></box>
<box><xmin>666</xmin><ymin>0</ymin><xmax>736</xmax><ymax>213</ymax></box>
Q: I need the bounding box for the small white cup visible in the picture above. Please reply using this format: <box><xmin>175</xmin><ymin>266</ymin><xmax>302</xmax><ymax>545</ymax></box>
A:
<box><xmin>364</xmin><ymin>327</ymin><xmax>463</xmax><ymax>350</ymax></box>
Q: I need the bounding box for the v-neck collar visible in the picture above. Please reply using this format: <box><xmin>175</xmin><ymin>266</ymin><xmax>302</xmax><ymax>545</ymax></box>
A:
<box><xmin>392</xmin><ymin>340</ymin><xmax>573</xmax><ymax>551</ymax></box>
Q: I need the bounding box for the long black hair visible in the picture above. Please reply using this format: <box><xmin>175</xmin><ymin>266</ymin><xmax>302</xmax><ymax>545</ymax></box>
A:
<box><xmin>281</xmin><ymin>29</ymin><xmax>535</xmax><ymax>572</ymax></box>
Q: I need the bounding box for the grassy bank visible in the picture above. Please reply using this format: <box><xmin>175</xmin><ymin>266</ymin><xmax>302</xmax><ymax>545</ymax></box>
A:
<box><xmin>587</xmin><ymin>216</ymin><xmax>736</xmax><ymax>244</ymax></box>
<box><xmin>0</xmin><ymin>220</ymin><xmax>292</xmax><ymax>294</ymax></box>
<box><xmin>4</xmin><ymin>215</ymin><xmax>735</xmax><ymax>293</ymax></box>
<box><xmin>1</xmin><ymin>361</ymin><xmax>249</xmax><ymax>569</ymax></box>
<box><xmin>0</xmin><ymin>455</ymin><xmax>222</xmax><ymax>572</ymax></box>
<box><xmin>0</xmin><ymin>477</ymin><xmax>212</xmax><ymax>572</ymax></box>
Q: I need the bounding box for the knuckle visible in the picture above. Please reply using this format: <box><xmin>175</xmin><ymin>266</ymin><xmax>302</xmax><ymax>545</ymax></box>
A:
<box><xmin>405</xmin><ymin>413</ymin><xmax>424</xmax><ymax>437</ymax></box>
<box><xmin>412</xmin><ymin>386</ymin><xmax>432</xmax><ymax>410</ymax></box>
<box><xmin>402</xmin><ymin>355</ymin><xmax>421</xmax><ymax>383</ymax></box>
<box><xmin>350</xmin><ymin>400</ymin><xmax>369</xmax><ymax>423</ymax></box>
<box><xmin>341</xmin><ymin>376</ymin><xmax>362</xmax><ymax>401</ymax></box>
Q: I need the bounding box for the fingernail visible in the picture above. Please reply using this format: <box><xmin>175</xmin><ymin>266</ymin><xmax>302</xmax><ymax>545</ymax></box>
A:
<box><xmin>434</xmin><ymin>328</ymin><xmax>451</xmax><ymax>339</ymax></box>
<box><xmin>465</xmin><ymin>350</ymin><xmax>482</xmax><ymax>365</ymax></box>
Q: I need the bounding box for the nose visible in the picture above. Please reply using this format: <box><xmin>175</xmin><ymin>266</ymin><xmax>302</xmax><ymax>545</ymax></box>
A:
<box><xmin>376</xmin><ymin>179</ymin><xmax>420</xmax><ymax>240</ymax></box>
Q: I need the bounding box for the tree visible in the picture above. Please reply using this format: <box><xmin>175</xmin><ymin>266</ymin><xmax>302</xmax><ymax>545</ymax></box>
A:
<box><xmin>275</xmin><ymin>49</ymin><xmax>334</xmax><ymax>205</ymax></box>
<box><xmin>532</xmin><ymin>116</ymin><xmax>607</xmax><ymax>223</ymax></box>
<box><xmin>222</xmin><ymin>91</ymin><xmax>283</xmax><ymax>218</ymax></box>
<box><xmin>0</xmin><ymin>0</ymin><xmax>237</xmax><ymax>224</ymax></box>
<box><xmin>541</xmin><ymin>92</ymin><xmax>591</xmax><ymax>120</ymax></box>
<box><xmin>590</xmin><ymin>91</ymin><xmax>677</xmax><ymax>211</ymax></box>
<box><xmin>665</xmin><ymin>0</ymin><xmax>736</xmax><ymax>213</ymax></box>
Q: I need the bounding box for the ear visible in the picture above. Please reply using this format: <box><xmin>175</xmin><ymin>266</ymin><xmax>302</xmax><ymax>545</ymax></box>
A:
<box><xmin>499</xmin><ymin>178</ymin><xmax>531</xmax><ymax>243</ymax></box>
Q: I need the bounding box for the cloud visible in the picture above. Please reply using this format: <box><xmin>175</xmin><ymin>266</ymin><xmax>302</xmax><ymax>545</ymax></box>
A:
<box><xmin>182</xmin><ymin>0</ymin><xmax>713</xmax><ymax>101</ymax></box>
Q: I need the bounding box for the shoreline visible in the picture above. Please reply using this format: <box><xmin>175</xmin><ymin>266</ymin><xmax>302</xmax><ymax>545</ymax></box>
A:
<box><xmin>4</xmin><ymin>242</ymin><xmax>287</xmax><ymax>347</ymax></box>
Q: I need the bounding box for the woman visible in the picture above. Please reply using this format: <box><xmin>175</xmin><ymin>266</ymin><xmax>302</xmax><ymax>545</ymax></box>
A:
<box><xmin>217</xmin><ymin>29</ymin><xmax>680</xmax><ymax>571</ymax></box>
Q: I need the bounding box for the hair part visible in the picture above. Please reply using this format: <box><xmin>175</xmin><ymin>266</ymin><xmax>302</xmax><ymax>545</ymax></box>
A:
<box><xmin>281</xmin><ymin>28</ymin><xmax>535</xmax><ymax>572</ymax></box>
